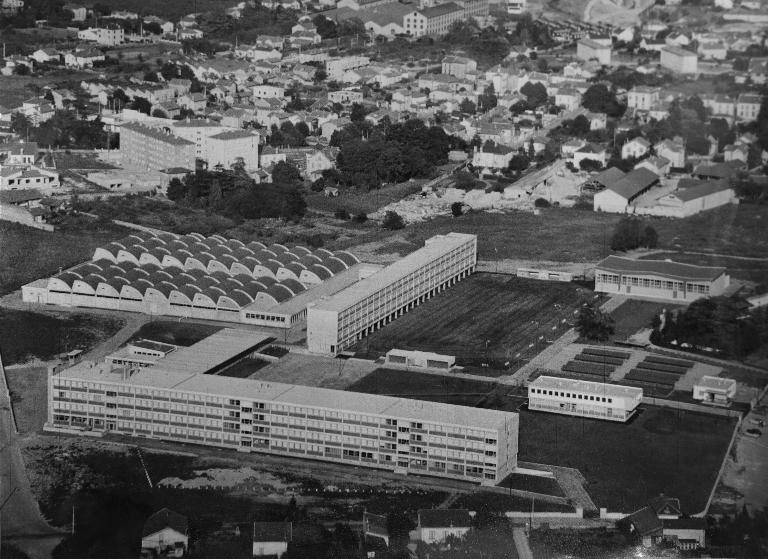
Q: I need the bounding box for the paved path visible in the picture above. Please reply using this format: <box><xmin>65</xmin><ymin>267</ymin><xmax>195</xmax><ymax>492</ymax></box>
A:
<box><xmin>512</xmin><ymin>527</ymin><xmax>534</xmax><ymax>559</ymax></box>
<box><xmin>1</xmin><ymin>351</ymin><xmax>63</xmax><ymax>557</ymax></box>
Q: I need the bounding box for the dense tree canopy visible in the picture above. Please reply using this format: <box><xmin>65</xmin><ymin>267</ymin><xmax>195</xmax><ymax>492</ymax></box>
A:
<box><xmin>581</xmin><ymin>84</ymin><xmax>625</xmax><ymax>117</ymax></box>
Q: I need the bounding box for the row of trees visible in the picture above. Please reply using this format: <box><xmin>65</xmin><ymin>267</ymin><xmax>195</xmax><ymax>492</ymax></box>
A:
<box><xmin>650</xmin><ymin>298</ymin><xmax>768</xmax><ymax>359</ymax></box>
<box><xmin>610</xmin><ymin>217</ymin><xmax>659</xmax><ymax>252</ymax></box>
<box><xmin>166</xmin><ymin>165</ymin><xmax>306</xmax><ymax>221</ymax></box>
<box><xmin>10</xmin><ymin>112</ymin><xmax>114</xmax><ymax>150</ymax></box>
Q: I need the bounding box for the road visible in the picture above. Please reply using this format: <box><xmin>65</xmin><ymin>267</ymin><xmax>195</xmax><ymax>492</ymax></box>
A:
<box><xmin>0</xmin><ymin>351</ymin><xmax>63</xmax><ymax>558</ymax></box>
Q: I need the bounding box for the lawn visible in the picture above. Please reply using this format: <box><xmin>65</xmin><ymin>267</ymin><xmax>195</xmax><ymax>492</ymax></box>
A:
<box><xmin>346</xmin><ymin>368</ymin><xmax>496</xmax><ymax>407</ymax></box>
<box><xmin>513</xmin><ymin>406</ymin><xmax>736</xmax><ymax>514</ymax></box>
<box><xmin>350</xmin><ymin>274</ymin><xmax>592</xmax><ymax>368</ymax></box>
<box><xmin>498</xmin><ymin>473</ymin><xmax>566</xmax><ymax>498</ymax></box>
<box><xmin>0</xmin><ymin>308</ymin><xmax>124</xmax><ymax>365</ymax></box>
<box><xmin>4</xmin><ymin>366</ymin><xmax>48</xmax><ymax>433</ymax></box>
<box><xmin>452</xmin><ymin>491</ymin><xmax>575</xmax><ymax>513</ymax></box>
<box><xmin>609</xmin><ymin>299</ymin><xmax>683</xmax><ymax>342</ymax></box>
<box><xmin>127</xmin><ymin>321</ymin><xmax>222</xmax><ymax>347</ymax></box>
<box><xmin>0</xmin><ymin>217</ymin><xmax>128</xmax><ymax>296</ymax></box>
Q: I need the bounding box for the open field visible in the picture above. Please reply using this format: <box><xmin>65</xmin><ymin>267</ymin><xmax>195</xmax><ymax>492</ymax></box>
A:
<box><xmin>0</xmin><ymin>72</ymin><xmax>90</xmax><ymax>106</ymax></box>
<box><xmin>126</xmin><ymin>321</ymin><xmax>222</xmax><ymax>347</ymax></box>
<box><xmin>246</xmin><ymin>352</ymin><xmax>378</xmax><ymax>390</ymax></box>
<box><xmin>306</xmin><ymin>181</ymin><xmax>425</xmax><ymax>216</ymax></box>
<box><xmin>332</xmin><ymin>204</ymin><xmax>768</xmax><ymax>265</ymax></box>
<box><xmin>347</xmin><ymin>368</ymin><xmax>734</xmax><ymax>513</ymax></box>
<box><xmin>0</xmin><ymin>218</ymin><xmax>128</xmax><ymax>296</ymax></box>
<box><xmin>453</xmin><ymin>491</ymin><xmax>575</xmax><ymax>513</ymax></box>
<box><xmin>350</xmin><ymin>274</ymin><xmax>592</xmax><ymax>368</ymax></box>
<box><xmin>4</xmin><ymin>366</ymin><xmax>48</xmax><ymax>433</ymax></box>
<box><xmin>346</xmin><ymin>368</ymin><xmax>496</xmax><ymax>407</ymax></box>
<box><xmin>0</xmin><ymin>308</ymin><xmax>124</xmax><ymax>365</ymax></box>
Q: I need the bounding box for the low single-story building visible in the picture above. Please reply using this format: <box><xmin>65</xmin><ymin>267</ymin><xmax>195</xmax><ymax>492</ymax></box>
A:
<box><xmin>692</xmin><ymin>375</ymin><xmax>736</xmax><ymax>406</ymax></box>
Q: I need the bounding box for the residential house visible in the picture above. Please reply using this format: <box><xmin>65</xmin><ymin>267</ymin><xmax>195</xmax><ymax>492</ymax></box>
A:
<box><xmin>19</xmin><ymin>98</ymin><xmax>55</xmax><ymax>125</ymax></box>
<box><xmin>662</xmin><ymin>518</ymin><xmax>706</xmax><ymax>551</ymax></box>
<box><xmin>723</xmin><ymin>143</ymin><xmax>748</xmax><ymax>162</ymax></box>
<box><xmin>472</xmin><ymin>143</ymin><xmax>515</xmax><ymax>170</ymax></box>
<box><xmin>573</xmin><ymin>143</ymin><xmax>607</xmax><ymax>169</ymax></box>
<box><xmin>63</xmin><ymin>3</ymin><xmax>86</xmax><ymax>20</ymax></box>
<box><xmin>555</xmin><ymin>88</ymin><xmax>581</xmax><ymax>111</ymax></box>
<box><xmin>698</xmin><ymin>41</ymin><xmax>727</xmax><ymax>60</ymax></box>
<box><xmin>0</xmin><ymin>188</ymin><xmax>43</xmax><ymax>208</ymax></box>
<box><xmin>234</xmin><ymin>45</ymin><xmax>282</xmax><ymax>62</ymax></box>
<box><xmin>736</xmin><ymin>93</ymin><xmax>762</xmax><ymax>121</ymax></box>
<box><xmin>665</xmin><ymin>31</ymin><xmax>690</xmax><ymax>47</ymax></box>
<box><xmin>0</xmin><ymin>141</ymin><xmax>38</xmax><ymax>165</ymax></box>
<box><xmin>253</xmin><ymin>85</ymin><xmax>285</xmax><ymax>100</ymax></box>
<box><xmin>634</xmin><ymin>155</ymin><xmax>670</xmax><ymax>176</ymax></box>
<box><xmin>141</xmin><ymin>508</ymin><xmax>188</xmax><ymax>558</ymax></box>
<box><xmin>621</xmin><ymin>136</ymin><xmax>650</xmax><ymax>160</ymax></box>
<box><xmin>748</xmin><ymin>57</ymin><xmax>768</xmax><ymax>84</ymax></box>
<box><xmin>328</xmin><ymin>89</ymin><xmax>364</xmax><ymax>104</ymax></box>
<box><xmin>77</xmin><ymin>26</ymin><xmax>125</xmax><ymax>46</ymax></box>
<box><xmin>206</xmin><ymin>130</ymin><xmax>259</xmax><ymax>171</ymax></box>
<box><xmin>561</xmin><ymin>138</ymin><xmax>586</xmax><ymax>158</ymax></box>
<box><xmin>64</xmin><ymin>48</ymin><xmax>105</xmax><ymax>68</ymax></box>
<box><xmin>627</xmin><ymin>86</ymin><xmax>660</xmax><ymax>111</ymax></box>
<box><xmin>177</xmin><ymin>92</ymin><xmax>207</xmax><ymax>112</ymax></box>
<box><xmin>0</xmin><ymin>166</ymin><xmax>60</xmax><ymax>191</ymax></box>
<box><xmin>253</xmin><ymin>522</ymin><xmax>291</xmax><ymax>558</ymax></box>
<box><xmin>592</xmin><ymin>167</ymin><xmax>660</xmax><ymax>212</ymax></box>
<box><xmin>618</xmin><ymin>507</ymin><xmax>663</xmax><ymax>547</ymax></box>
<box><xmin>660</xmin><ymin>46</ymin><xmax>698</xmax><ymax>74</ymax></box>
<box><xmin>441</xmin><ymin>55</ymin><xmax>477</xmax><ymax>79</ymax></box>
<box><xmin>168</xmin><ymin>78</ymin><xmax>192</xmax><ymax>96</ymax></box>
<box><xmin>30</xmin><ymin>48</ymin><xmax>60</xmax><ymax>64</ymax></box>
<box><xmin>221</xmin><ymin>107</ymin><xmax>254</xmax><ymax>128</ymax></box>
<box><xmin>415</xmin><ymin>509</ymin><xmax>471</xmax><ymax>545</ymax></box>
<box><xmin>655</xmin><ymin>139</ymin><xmax>685</xmax><ymax>168</ymax></box>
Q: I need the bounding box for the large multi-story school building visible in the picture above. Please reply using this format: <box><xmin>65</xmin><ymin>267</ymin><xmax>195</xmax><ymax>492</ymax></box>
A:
<box><xmin>528</xmin><ymin>376</ymin><xmax>643</xmax><ymax>422</ymax></box>
<box><xmin>306</xmin><ymin>233</ymin><xmax>477</xmax><ymax>355</ymax></box>
<box><xmin>47</xmin><ymin>330</ymin><xmax>518</xmax><ymax>484</ymax></box>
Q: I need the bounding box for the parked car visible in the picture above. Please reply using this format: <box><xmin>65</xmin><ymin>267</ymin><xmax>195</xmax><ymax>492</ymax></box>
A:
<box><xmin>748</xmin><ymin>418</ymin><xmax>766</xmax><ymax>427</ymax></box>
<box><xmin>745</xmin><ymin>428</ymin><xmax>762</xmax><ymax>438</ymax></box>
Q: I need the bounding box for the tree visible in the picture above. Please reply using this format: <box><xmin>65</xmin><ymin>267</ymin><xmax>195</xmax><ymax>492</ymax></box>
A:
<box><xmin>271</xmin><ymin>161</ymin><xmax>302</xmax><ymax>187</ymax></box>
<box><xmin>382</xmin><ymin>210</ymin><xmax>405</xmax><ymax>230</ymax></box>
<box><xmin>520</xmin><ymin>81</ymin><xmax>548</xmax><ymax>108</ymax></box>
<box><xmin>611</xmin><ymin>217</ymin><xmax>659</xmax><ymax>251</ymax></box>
<box><xmin>508</xmin><ymin>154</ymin><xmax>531</xmax><ymax>172</ymax></box>
<box><xmin>455</xmin><ymin>170</ymin><xmax>476</xmax><ymax>191</ymax></box>
<box><xmin>350</xmin><ymin>102</ymin><xmax>366</xmax><ymax>123</ymax></box>
<box><xmin>451</xmin><ymin>201</ymin><xmax>464</xmax><ymax>216</ymax></box>
<box><xmin>576</xmin><ymin>303</ymin><xmax>615</xmax><ymax>341</ymax></box>
<box><xmin>579</xmin><ymin>158</ymin><xmax>603</xmax><ymax>172</ymax></box>
<box><xmin>313</xmin><ymin>14</ymin><xmax>337</xmax><ymax>39</ymax></box>
<box><xmin>477</xmin><ymin>84</ymin><xmax>497</xmax><ymax>113</ymax></box>
<box><xmin>642</xmin><ymin>225</ymin><xmax>658</xmax><ymax>248</ymax></box>
<box><xmin>581</xmin><ymin>83</ymin><xmax>625</xmax><ymax>117</ymax></box>
<box><xmin>354</xmin><ymin>212</ymin><xmax>367</xmax><ymax>223</ymax></box>
<box><xmin>166</xmin><ymin>178</ymin><xmax>186</xmax><ymax>201</ymax></box>
<box><xmin>130</xmin><ymin>96</ymin><xmax>152</xmax><ymax>115</ymax></box>
<box><xmin>459</xmin><ymin>98</ymin><xmax>476</xmax><ymax>115</ymax></box>
<box><xmin>534</xmin><ymin>197</ymin><xmax>550</xmax><ymax>208</ymax></box>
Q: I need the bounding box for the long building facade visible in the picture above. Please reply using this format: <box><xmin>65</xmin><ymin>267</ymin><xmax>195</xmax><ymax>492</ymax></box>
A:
<box><xmin>307</xmin><ymin>233</ymin><xmax>477</xmax><ymax>355</ymax></box>
<box><xmin>120</xmin><ymin>122</ymin><xmax>195</xmax><ymax>171</ymax></box>
<box><xmin>528</xmin><ymin>376</ymin><xmax>643</xmax><ymax>422</ymax></box>
<box><xmin>594</xmin><ymin>256</ymin><xmax>729</xmax><ymax>302</ymax></box>
<box><xmin>47</xmin><ymin>352</ymin><xmax>518</xmax><ymax>484</ymax></box>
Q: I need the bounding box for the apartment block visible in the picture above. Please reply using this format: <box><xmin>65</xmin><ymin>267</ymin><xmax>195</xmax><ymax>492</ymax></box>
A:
<box><xmin>120</xmin><ymin>122</ymin><xmax>195</xmax><ymax>171</ymax></box>
<box><xmin>307</xmin><ymin>233</ymin><xmax>476</xmax><ymax>355</ymax></box>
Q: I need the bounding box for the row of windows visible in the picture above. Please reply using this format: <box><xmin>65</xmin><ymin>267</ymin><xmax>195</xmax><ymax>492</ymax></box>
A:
<box><xmin>598</xmin><ymin>273</ymin><xmax>711</xmax><ymax>294</ymax></box>
<box><xmin>531</xmin><ymin>388</ymin><xmax>613</xmax><ymax>403</ymax></box>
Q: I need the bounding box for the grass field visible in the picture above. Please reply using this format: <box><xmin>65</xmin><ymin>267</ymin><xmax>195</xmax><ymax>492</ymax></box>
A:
<box><xmin>350</xmin><ymin>274</ymin><xmax>592</xmax><ymax>368</ymax></box>
<box><xmin>609</xmin><ymin>299</ymin><xmax>683</xmax><ymax>342</ymax></box>
<box><xmin>306</xmin><ymin>181</ymin><xmax>425</xmax><ymax>216</ymax></box>
<box><xmin>331</xmin><ymin>204</ymin><xmax>768</xmax><ymax>265</ymax></box>
<box><xmin>453</xmin><ymin>491</ymin><xmax>575</xmax><ymax>513</ymax></box>
<box><xmin>499</xmin><ymin>473</ymin><xmax>566</xmax><ymax>498</ymax></box>
<box><xmin>126</xmin><ymin>321</ymin><xmax>222</xmax><ymax>347</ymax></box>
<box><xmin>4</xmin><ymin>366</ymin><xmax>47</xmax><ymax>433</ymax></box>
<box><xmin>0</xmin><ymin>308</ymin><xmax>124</xmax><ymax>365</ymax></box>
<box><xmin>346</xmin><ymin>368</ymin><xmax>496</xmax><ymax>407</ymax></box>
<box><xmin>0</xmin><ymin>218</ymin><xmax>128</xmax><ymax>296</ymax></box>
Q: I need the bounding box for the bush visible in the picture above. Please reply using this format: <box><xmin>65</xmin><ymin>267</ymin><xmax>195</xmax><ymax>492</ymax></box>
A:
<box><xmin>354</xmin><ymin>212</ymin><xmax>368</xmax><ymax>223</ymax></box>
<box><xmin>334</xmin><ymin>207</ymin><xmax>350</xmax><ymax>220</ymax></box>
<box><xmin>382</xmin><ymin>210</ymin><xmax>405</xmax><ymax>230</ymax></box>
<box><xmin>534</xmin><ymin>198</ymin><xmax>550</xmax><ymax>208</ymax></box>
<box><xmin>576</xmin><ymin>303</ymin><xmax>615</xmax><ymax>341</ymax></box>
<box><xmin>451</xmin><ymin>201</ymin><xmax>464</xmax><ymax>217</ymax></box>
<box><xmin>611</xmin><ymin>217</ymin><xmax>659</xmax><ymax>251</ymax></box>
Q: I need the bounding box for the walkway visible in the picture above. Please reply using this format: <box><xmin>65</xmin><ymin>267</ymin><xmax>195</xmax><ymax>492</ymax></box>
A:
<box><xmin>512</xmin><ymin>527</ymin><xmax>534</xmax><ymax>559</ymax></box>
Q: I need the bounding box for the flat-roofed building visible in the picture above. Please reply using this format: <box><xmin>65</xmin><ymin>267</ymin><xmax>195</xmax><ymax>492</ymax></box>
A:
<box><xmin>528</xmin><ymin>376</ymin><xmax>643</xmax><ymax>422</ymax></box>
<box><xmin>120</xmin><ymin>122</ymin><xmax>195</xmax><ymax>171</ymax></box>
<box><xmin>384</xmin><ymin>349</ymin><xmax>455</xmax><ymax>369</ymax></box>
<box><xmin>306</xmin><ymin>233</ymin><xmax>477</xmax><ymax>355</ymax></box>
<box><xmin>693</xmin><ymin>376</ymin><xmax>736</xmax><ymax>406</ymax></box>
<box><xmin>660</xmin><ymin>46</ymin><xmax>698</xmax><ymax>74</ymax></box>
<box><xmin>46</xmin><ymin>336</ymin><xmax>519</xmax><ymax>484</ymax></box>
<box><xmin>594</xmin><ymin>255</ymin><xmax>729</xmax><ymax>302</ymax></box>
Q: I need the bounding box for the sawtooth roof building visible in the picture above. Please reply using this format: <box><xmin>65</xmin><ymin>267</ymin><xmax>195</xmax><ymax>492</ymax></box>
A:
<box><xmin>594</xmin><ymin>255</ymin><xmax>730</xmax><ymax>302</ymax></box>
<box><xmin>22</xmin><ymin>230</ymin><xmax>363</xmax><ymax>328</ymax></box>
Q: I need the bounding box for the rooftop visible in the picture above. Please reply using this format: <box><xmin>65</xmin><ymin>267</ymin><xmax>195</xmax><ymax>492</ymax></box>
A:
<box><xmin>606</xmin><ymin>167</ymin><xmax>659</xmax><ymax>200</ymax></box>
<box><xmin>418</xmin><ymin>509</ymin><xmax>471</xmax><ymax>528</ymax></box>
<box><xmin>695</xmin><ymin>375</ymin><xmax>736</xmax><ymax>390</ymax></box>
<box><xmin>596</xmin><ymin>255</ymin><xmax>726</xmax><ymax>282</ymax></box>
<box><xmin>121</xmin><ymin>122</ymin><xmax>195</xmax><ymax>146</ymax></box>
<box><xmin>662</xmin><ymin>45</ymin><xmax>697</xmax><ymax>57</ymax></box>
<box><xmin>530</xmin><ymin>376</ymin><xmax>643</xmax><ymax>399</ymax></box>
<box><xmin>419</xmin><ymin>2</ymin><xmax>463</xmax><ymax>17</ymax></box>
<box><xmin>142</xmin><ymin>508</ymin><xmax>188</xmax><ymax>538</ymax></box>
<box><xmin>309</xmin><ymin>233</ymin><xmax>476</xmax><ymax>314</ymax></box>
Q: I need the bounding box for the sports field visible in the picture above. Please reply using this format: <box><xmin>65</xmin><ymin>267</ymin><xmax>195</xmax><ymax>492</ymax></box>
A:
<box><xmin>350</xmin><ymin>273</ymin><xmax>593</xmax><ymax>368</ymax></box>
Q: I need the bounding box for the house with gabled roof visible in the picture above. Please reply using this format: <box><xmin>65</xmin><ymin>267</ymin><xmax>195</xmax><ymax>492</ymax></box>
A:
<box><xmin>141</xmin><ymin>508</ymin><xmax>188</xmax><ymax>557</ymax></box>
<box><xmin>592</xmin><ymin>167</ymin><xmax>659</xmax><ymax>212</ymax></box>
<box><xmin>415</xmin><ymin>509</ymin><xmax>471</xmax><ymax>544</ymax></box>
<box><xmin>252</xmin><ymin>522</ymin><xmax>291</xmax><ymax>558</ymax></box>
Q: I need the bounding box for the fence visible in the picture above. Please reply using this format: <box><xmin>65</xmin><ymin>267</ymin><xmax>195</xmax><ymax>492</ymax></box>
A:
<box><xmin>641</xmin><ymin>396</ymin><xmax>744</xmax><ymax>419</ymax></box>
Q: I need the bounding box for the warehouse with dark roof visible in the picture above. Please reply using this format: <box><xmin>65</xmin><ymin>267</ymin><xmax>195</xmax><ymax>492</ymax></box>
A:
<box><xmin>594</xmin><ymin>255</ymin><xmax>730</xmax><ymax>302</ymax></box>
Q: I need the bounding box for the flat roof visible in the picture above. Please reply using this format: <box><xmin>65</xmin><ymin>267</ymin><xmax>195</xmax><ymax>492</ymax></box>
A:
<box><xmin>56</xmin><ymin>361</ymin><xmax>513</xmax><ymax>430</ymax></box>
<box><xmin>530</xmin><ymin>375</ymin><xmax>643</xmax><ymax>398</ymax></box>
<box><xmin>152</xmin><ymin>329</ymin><xmax>273</xmax><ymax>376</ymax></box>
<box><xmin>309</xmin><ymin>233</ymin><xmax>476</xmax><ymax>314</ymax></box>
<box><xmin>596</xmin><ymin>255</ymin><xmax>726</xmax><ymax>282</ymax></box>
<box><xmin>245</xmin><ymin>263</ymin><xmax>382</xmax><ymax>316</ymax></box>
<box><xmin>696</xmin><ymin>375</ymin><xmax>736</xmax><ymax>390</ymax></box>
